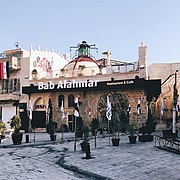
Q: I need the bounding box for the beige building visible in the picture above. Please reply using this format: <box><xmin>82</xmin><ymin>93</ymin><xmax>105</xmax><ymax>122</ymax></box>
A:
<box><xmin>148</xmin><ymin>63</ymin><xmax>180</xmax><ymax>122</ymax></box>
<box><xmin>22</xmin><ymin>41</ymin><xmax>161</xmax><ymax>131</ymax></box>
<box><xmin>0</xmin><ymin>45</ymin><xmax>68</xmax><ymax>131</ymax></box>
<box><xmin>0</xmin><ymin>48</ymin><xmax>30</xmax><ymax>131</ymax></box>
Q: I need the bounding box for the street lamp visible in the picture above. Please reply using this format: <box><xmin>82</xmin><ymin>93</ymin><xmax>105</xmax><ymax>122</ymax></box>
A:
<box><xmin>172</xmin><ymin>70</ymin><xmax>178</xmax><ymax>134</ymax></box>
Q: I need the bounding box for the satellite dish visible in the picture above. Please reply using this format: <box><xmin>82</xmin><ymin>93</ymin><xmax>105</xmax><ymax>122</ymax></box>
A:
<box><xmin>14</xmin><ymin>42</ymin><xmax>19</xmax><ymax>49</ymax></box>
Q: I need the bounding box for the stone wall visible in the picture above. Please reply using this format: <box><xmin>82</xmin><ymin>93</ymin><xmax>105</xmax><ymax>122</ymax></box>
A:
<box><xmin>30</xmin><ymin>88</ymin><xmax>148</xmax><ymax>130</ymax></box>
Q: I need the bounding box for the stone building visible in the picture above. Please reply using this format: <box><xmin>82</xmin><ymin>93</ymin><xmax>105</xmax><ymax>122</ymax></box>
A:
<box><xmin>148</xmin><ymin>63</ymin><xmax>180</xmax><ymax>122</ymax></box>
<box><xmin>0</xmin><ymin>48</ymin><xmax>30</xmax><ymax>131</ymax></box>
<box><xmin>22</xmin><ymin>41</ymin><xmax>161</xmax><ymax>131</ymax></box>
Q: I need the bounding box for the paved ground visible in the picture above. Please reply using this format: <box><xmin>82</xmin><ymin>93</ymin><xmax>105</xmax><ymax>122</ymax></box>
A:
<box><xmin>0</xmin><ymin>131</ymin><xmax>180</xmax><ymax>180</ymax></box>
<box><xmin>64</xmin><ymin>133</ymin><xmax>180</xmax><ymax>180</ymax></box>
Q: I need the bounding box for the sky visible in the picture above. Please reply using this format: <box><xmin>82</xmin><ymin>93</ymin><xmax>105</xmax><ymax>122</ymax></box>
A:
<box><xmin>1</xmin><ymin>0</ymin><xmax>180</xmax><ymax>65</ymax></box>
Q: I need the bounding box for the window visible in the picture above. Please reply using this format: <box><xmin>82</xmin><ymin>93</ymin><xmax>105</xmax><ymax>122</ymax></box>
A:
<box><xmin>68</xmin><ymin>94</ymin><xmax>74</xmax><ymax>107</ymax></box>
<box><xmin>1</xmin><ymin>78</ymin><xmax>20</xmax><ymax>93</ymax></box>
<box><xmin>58</xmin><ymin>95</ymin><xmax>64</xmax><ymax>107</ymax></box>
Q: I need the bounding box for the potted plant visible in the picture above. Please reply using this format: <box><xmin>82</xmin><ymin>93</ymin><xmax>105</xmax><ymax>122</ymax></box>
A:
<box><xmin>9</xmin><ymin>115</ymin><xmax>23</xmax><ymax>145</ymax></box>
<box><xmin>111</xmin><ymin>112</ymin><xmax>121</xmax><ymax>146</ymax></box>
<box><xmin>75</xmin><ymin>116</ymin><xmax>83</xmax><ymax>138</ymax></box>
<box><xmin>0</xmin><ymin>121</ymin><xmax>6</xmax><ymax>141</ymax></box>
<box><xmin>80</xmin><ymin>126</ymin><xmax>90</xmax><ymax>151</ymax></box>
<box><xmin>46</xmin><ymin>121</ymin><xmax>57</xmax><ymax>141</ymax></box>
<box><xmin>90</xmin><ymin>118</ymin><xmax>99</xmax><ymax>136</ymax></box>
<box><xmin>46</xmin><ymin>97</ymin><xmax>57</xmax><ymax>141</ymax></box>
<box><xmin>139</xmin><ymin>120</ymin><xmax>157</xmax><ymax>142</ymax></box>
<box><xmin>128</xmin><ymin>124</ymin><xmax>137</xmax><ymax>144</ymax></box>
<box><xmin>161</xmin><ymin>118</ymin><xmax>178</xmax><ymax>139</ymax></box>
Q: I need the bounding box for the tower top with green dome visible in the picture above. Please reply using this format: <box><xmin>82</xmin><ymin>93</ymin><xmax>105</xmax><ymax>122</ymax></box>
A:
<box><xmin>70</xmin><ymin>41</ymin><xmax>98</xmax><ymax>58</ymax></box>
<box><xmin>78</xmin><ymin>41</ymin><xmax>90</xmax><ymax>57</ymax></box>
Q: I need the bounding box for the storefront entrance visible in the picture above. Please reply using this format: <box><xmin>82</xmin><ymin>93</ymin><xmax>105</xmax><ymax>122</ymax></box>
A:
<box><xmin>32</xmin><ymin>111</ymin><xmax>46</xmax><ymax>128</ymax></box>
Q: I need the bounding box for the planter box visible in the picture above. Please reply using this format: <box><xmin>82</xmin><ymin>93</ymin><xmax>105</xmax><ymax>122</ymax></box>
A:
<box><xmin>12</xmin><ymin>133</ymin><xmax>23</xmax><ymax>145</ymax></box>
<box><xmin>111</xmin><ymin>138</ymin><xmax>120</xmax><ymax>146</ymax></box>
<box><xmin>128</xmin><ymin>136</ymin><xmax>137</xmax><ymax>144</ymax></box>
<box><xmin>80</xmin><ymin>142</ymin><xmax>89</xmax><ymax>151</ymax></box>
<box><xmin>139</xmin><ymin>134</ymin><xmax>153</xmax><ymax>142</ymax></box>
<box><xmin>50</xmin><ymin>134</ymin><xmax>57</xmax><ymax>141</ymax></box>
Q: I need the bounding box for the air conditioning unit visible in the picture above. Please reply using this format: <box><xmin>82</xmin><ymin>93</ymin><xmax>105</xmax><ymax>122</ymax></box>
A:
<box><xmin>9</xmin><ymin>57</ymin><xmax>20</xmax><ymax>70</ymax></box>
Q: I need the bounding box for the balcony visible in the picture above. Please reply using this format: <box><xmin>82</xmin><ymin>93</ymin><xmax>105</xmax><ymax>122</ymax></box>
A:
<box><xmin>0</xmin><ymin>93</ymin><xmax>20</xmax><ymax>101</ymax></box>
<box><xmin>0</xmin><ymin>78</ymin><xmax>20</xmax><ymax>100</ymax></box>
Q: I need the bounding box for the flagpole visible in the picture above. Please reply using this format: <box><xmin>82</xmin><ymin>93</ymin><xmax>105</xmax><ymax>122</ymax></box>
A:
<box><xmin>173</xmin><ymin>70</ymin><xmax>178</xmax><ymax>134</ymax></box>
<box><xmin>74</xmin><ymin>116</ymin><xmax>77</xmax><ymax>152</ymax></box>
<box><xmin>106</xmin><ymin>95</ymin><xmax>112</xmax><ymax>146</ymax></box>
<box><xmin>28</xmin><ymin>97</ymin><xmax>33</xmax><ymax>143</ymax></box>
<box><xmin>61</xmin><ymin>100</ymin><xmax>65</xmax><ymax>143</ymax></box>
<box><xmin>108</xmin><ymin>119</ymin><xmax>110</xmax><ymax>146</ymax></box>
<box><xmin>74</xmin><ymin>96</ymin><xmax>79</xmax><ymax>152</ymax></box>
<box><xmin>61</xmin><ymin>118</ymin><xmax>64</xmax><ymax>142</ymax></box>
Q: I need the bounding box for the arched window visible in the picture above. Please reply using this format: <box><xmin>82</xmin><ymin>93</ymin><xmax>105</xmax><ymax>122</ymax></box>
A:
<box><xmin>34</xmin><ymin>97</ymin><xmax>46</xmax><ymax>109</ymax></box>
<box><xmin>58</xmin><ymin>95</ymin><xmax>64</xmax><ymax>107</ymax></box>
<box><xmin>68</xmin><ymin>94</ymin><xmax>74</xmax><ymax>107</ymax></box>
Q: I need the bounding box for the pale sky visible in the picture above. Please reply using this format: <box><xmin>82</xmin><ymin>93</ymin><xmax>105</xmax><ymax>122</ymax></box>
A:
<box><xmin>1</xmin><ymin>0</ymin><xmax>180</xmax><ymax>65</ymax></box>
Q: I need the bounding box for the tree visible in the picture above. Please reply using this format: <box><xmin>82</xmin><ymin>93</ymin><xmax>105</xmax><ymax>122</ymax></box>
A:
<box><xmin>97</xmin><ymin>92</ymin><xmax>129</xmax><ymax>134</ymax></box>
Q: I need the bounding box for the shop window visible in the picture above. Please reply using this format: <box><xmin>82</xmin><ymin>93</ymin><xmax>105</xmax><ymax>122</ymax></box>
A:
<box><xmin>68</xmin><ymin>94</ymin><xmax>74</xmax><ymax>107</ymax></box>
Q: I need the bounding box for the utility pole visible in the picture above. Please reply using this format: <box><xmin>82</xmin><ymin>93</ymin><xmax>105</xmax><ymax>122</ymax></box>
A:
<box><xmin>172</xmin><ymin>70</ymin><xmax>178</xmax><ymax>134</ymax></box>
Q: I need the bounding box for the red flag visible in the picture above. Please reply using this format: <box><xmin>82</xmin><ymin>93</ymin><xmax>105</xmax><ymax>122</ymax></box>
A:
<box><xmin>0</xmin><ymin>63</ymin><xmax>4</xmax><ymax>80</ymax></box>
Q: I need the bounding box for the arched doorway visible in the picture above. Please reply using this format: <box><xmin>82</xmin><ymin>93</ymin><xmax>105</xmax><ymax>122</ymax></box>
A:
<box><xmin>97</xmin><ymin>92</ymin><xmax>129</xmax><ymax>132</ymax></box>
<box><xmin>32</xmin><ymin>97</ymin><xmax>46</xmax><ymax>128</ymax></box>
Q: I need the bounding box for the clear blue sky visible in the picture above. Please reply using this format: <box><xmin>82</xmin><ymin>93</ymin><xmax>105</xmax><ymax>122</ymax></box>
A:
<box><xmin>1</xmin><ymin>0</ymin><xmax>180</xmax><ymax>65</ymax></box>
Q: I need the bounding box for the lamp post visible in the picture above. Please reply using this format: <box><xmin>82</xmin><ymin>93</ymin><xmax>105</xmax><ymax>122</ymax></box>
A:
<box><xmin>172</xmin><ymin>70</ymin><xmax>178</xmax><ymax>134</ymax></box>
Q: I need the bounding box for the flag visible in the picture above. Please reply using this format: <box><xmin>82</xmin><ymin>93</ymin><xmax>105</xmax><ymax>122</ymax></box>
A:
<box><xmin>3</xmin><ymin>62</ymin><xmax>7</xmax><ymax>79</ymax></box>
<box><xmin>160</xmin><ymin>99</ymin><xmax>164</xmax><ymax>115</ymax></box>
<box><xmin>106</xmin><ymin>95</ymin><xmax>112</xmax><ymax>121</ymax></box>
<box><xmin>0</xmin><ymin>62</ymin><xmax>9</xmax><ymax>80</ymax></box>
<box><xmin>137</xmin><ymin>99</ymin><xmax>141</xmax><ymax>115</ymax></box>
<box><xmin>6</xmin><ymin>61</ymin><xmax>10</xmax><ymax>78</ymax></box>
<box><xmin>29</xmin><ymin>100</ymin><xmax>33</xmax><ymax>120</ymax></box>
<box><xmin>74</xmin><ymin>96</ymin><xmax>79</xmax><ymax>117</ymax></box>
<box><xmin>88</xmin><ymin>101</ymin><xmax>91</xmax><ymax>116</ymax></box>
<box><xmin>0</xmin><ymin>63</ymin><xmax>4</xmax><ymax>80</ymax></box>
<box><xmin>127</xmin><ymin>104</ymin><xmax>131</xmax><ymax>113</ymax></box>
<box><xmin>61</xmin><ymin>100</ymin><xmax>65</xmax><ymax>119</ymax></box>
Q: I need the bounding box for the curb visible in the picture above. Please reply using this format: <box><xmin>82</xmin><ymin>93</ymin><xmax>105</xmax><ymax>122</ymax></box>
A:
<box><xmin>0</xmin><ymin>140</ymin><xmax>67</xmax><ymax>148</ymax></box>
<box><xmin>56</xmin><ymin>155</ymin><xmax>113</xmax><ymax>180</ymax></box>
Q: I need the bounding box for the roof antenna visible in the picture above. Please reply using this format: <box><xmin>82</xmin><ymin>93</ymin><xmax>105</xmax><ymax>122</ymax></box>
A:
<box><xmin>14</xmin><ymin>42</ymin><xmax>19</xmax><ymax>49</ymax></box>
